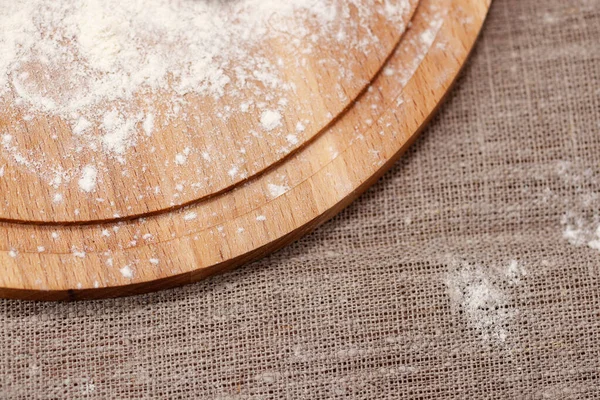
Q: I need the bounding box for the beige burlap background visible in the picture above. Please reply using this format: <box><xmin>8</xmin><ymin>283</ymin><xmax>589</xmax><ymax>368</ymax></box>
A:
<box><xmin>2</xmin><ymin>0</ymin><xmax>600</xmax><ymax>398</ymax></box>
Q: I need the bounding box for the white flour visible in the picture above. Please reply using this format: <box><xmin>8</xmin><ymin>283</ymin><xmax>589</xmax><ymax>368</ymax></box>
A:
<box><xmin>562</xmin><ymin>213</ymin><xmax>600</xmax><ymax>250</ymax></box>
<box><xmin>267</xmin><ymin>183</ymin><xmax>289</xmax><ymax>199</ymax></box>
<box><xmin>260</xmin><ymin>110</ymin><xmax>283</xmax><ymax>132</ymax></box>
<box><xmin>0</xmin><ymin>0</ymin><xmax>345</xmax><ymax>109</ymax></box>
<box><xmin>119</xmin><ymin>265</ymin><xmax>134</xmax><ymax>279</ymax></box>
<box><xmin>557</xmin><ymin>161</ymin><xmax>600</xmax><ymax>253</ymax></box>
<box><xmin>446</xmin><ymin>260</ymin><xmax>526</xmax><ymax>343</ymax></box>
<box><xmin>78</xmin><ymin>165</ymin><xmax>98</xmax><ymax>193</ymax></box>
<box><xmin>0</xmin><ymin>0</ymin><xmax>409</xmax><ymax>197</ymax></box>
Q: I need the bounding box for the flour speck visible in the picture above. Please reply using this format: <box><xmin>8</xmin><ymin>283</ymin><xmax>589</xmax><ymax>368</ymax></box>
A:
<box><xmin>260</xmin><ymin>110</ymin><xmax>282</xmax><ymax>131</ymax></box>
<box><xmin>445</xmin><ymin>260</ymin><xmax>525</xmax><ymax>343</ymax></box>
<box><xmin>73</xmin><ymin>117</ymin><xmax>93</xmax><ymax>136</ymax></box>
<box><xmin>143</xmin><ymin>113</ymin><xmax>155</xmax><ymax>137</ymax></box>
<box><xmin>175</xmin><ymin>153</ymin><xmax>187</xmax><ymax>166</ymax></box>
<box><xmin>183</xmin><ymin>212</ymin><xmax>198</xmax><ymax>221</ymax></box>
<box><xmin>78</xmin><ymin>165</ymin><xmax>98</xmax><ymax>193</ymax></box>
<box><xmin>286</xmin><ymin>134</ymin><xmax>299</xmax><ymax>145</ymax></box>
<box><xmin>120</xmin><ymin>265</ymin><xmax>134</xmax><ymax>279</ymax></box>
<box><xmin>72</xmin><ymin>247</ymin><xmax>86</xmax><ymax>258</ymax></box>
<box><xmin>228</xmin><ymin>166</ymin><xmax>239</xmax><ymax>179</ymax></box>
<box><xmin>267</xmin><ymin>183</ymin><xmax>289</xmax><ymax>199</ymax></box>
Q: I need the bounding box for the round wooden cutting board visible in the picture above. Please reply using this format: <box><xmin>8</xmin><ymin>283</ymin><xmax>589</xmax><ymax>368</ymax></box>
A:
<box><xmin>0</xmin><ymin>0</ymin><xmax>491</xmax><ymax>300</ymax></box>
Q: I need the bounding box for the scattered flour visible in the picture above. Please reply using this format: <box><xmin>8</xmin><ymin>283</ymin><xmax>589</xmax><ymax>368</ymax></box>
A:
<box><xmin>142</xmin><ymin>113</ymin><xmax>155</xmax><ymax>137</ymax></box>
<box><xmin>267</xmin><ymin>183</ymin><xmax>290</xmax><ymax>199</ymax></box>
<box><xmin>80</xmin><ymin>381</ymin><xmax>96</xmax><ymax>395</ymax></box>
<box><xmin>78</xmin><ymin>165</ymin><xmax>98</xmax><ymax>193</ymax></box>
<box><xmin>557</xmin><ymin>161</ymin><xmax>600</xmax><ymax>253</ymax></box>
<box><xmin>255</xmin><ymin>372</ymin><xmax>281</xmax><ymax>384</ymax></box>
<box><xmin>120</xmin><ymin>265</ymin><xmax>134</xmax><ymax>279</ymax></box>
<box><xmin>589</xmin><ymin>228</ymin><xmax>600</xmax><ymax>251</ymax></box>
<box><xmin>445</xmin><ymin>260</ymin><xmax>526</xmax><ymax>343</ymax></box>
<box><xmin>228</xmin><ymin>166</ymin><xmax>239</xmax><ymax>179</ymax></box>
<box><xmin>286</xmin><ymin>134</ymin><xmax>299</xmax><ymax>146</ymax></box>
<box><xmin>183</xmin><ymin>212</ymin><xmax>198</xmax><ymax>221</ymax></box>
<box><xmin>175</xmin><ymin>153</ymin><xmax>187</xmax><ymax>166</ymax></box>
<box><xmin>72</xmin><ymin>247</ymin><xmax>86</xmax><ymax>258</ymax></box>
<box><xmin>174</xmin><ymin>147</ymin><xmax>191</xmax><ymax>165</ymax></box>
<box><xmin>73</xmin><ymin>117</ymin><xmax>92</xmax><ymax>136</ymax></box>
<box><xmin>562</xmin><ymin>213</ymin><xmax>600</xmax><ymax>250</ymax></box>
<box><xmin>260</xmin><ymin>110</ymin><xmax>283</xmax><ymax>131</ymax></box>
<box><xmin>100</xmin><ymin>110</ymin><xmax>138</xmax><ymax>155</ymax></box>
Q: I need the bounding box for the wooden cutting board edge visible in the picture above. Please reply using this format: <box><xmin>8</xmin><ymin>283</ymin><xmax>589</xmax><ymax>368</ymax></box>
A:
<box><xmin>0</xmin><ymin>0</ymin><xmax>492</xmax><ymax>301</ymax></box>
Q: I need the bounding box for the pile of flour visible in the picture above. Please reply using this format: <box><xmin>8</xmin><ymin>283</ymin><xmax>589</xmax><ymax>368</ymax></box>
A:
<box><xmin>0</xmin><ymin>0</ymin><xmax>407</xmax><ymax>158</ymax></box>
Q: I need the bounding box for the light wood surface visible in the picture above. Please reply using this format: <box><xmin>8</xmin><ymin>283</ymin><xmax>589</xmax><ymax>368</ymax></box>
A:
<box><xmin>0</xmin><ymin>0</ymin><xmax>417</xmax><ymax>223</ymax></box>
<box><xmin>0</xmin><ymin>0</ymin><xmax>491</xmax><ymax>300</ymax></box>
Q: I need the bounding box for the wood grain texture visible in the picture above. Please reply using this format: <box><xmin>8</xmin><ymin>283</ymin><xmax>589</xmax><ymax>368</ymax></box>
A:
<box><xmin>0</xmin><ymin>0</ymin><xmax>418</xmax><ymax>223</ymax></box>
<box><xmin>0</xmin><ymin>0</ymin><xmax>491</xmax><ymax>300</ymax></box>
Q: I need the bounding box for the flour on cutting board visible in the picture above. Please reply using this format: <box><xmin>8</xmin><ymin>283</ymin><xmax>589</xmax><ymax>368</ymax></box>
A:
<box><xmin>267</xmin><ymin>183</ymin><xmax>290</xmax><ymax>199</ymax></box>
<box><xmin>0</xmin><ymin>0</ymin><xmax>411</xmax><ymax>197</ymax></box>
<box><xmin>78</xmin><ymin>165</ymin><xmax>98</xmax><ymax>193</ymax></box>
<box><xmin>120</xmin><ymin>265</ymin><xmax>134</xmax><ymax>279</ymax></box>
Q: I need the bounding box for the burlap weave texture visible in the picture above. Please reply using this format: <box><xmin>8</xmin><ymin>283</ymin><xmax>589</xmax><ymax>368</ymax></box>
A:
<box><xmin>1</xmin><ymin>0</ymin><xmax>600</xmax><ymax>398</ymax></box>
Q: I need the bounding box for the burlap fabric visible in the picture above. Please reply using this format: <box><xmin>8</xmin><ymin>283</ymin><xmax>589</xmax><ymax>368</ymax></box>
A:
<box><xmin>2</xmin><ymin>0</ymin><xmax>599</xmax><ymax>398</ymax></box>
